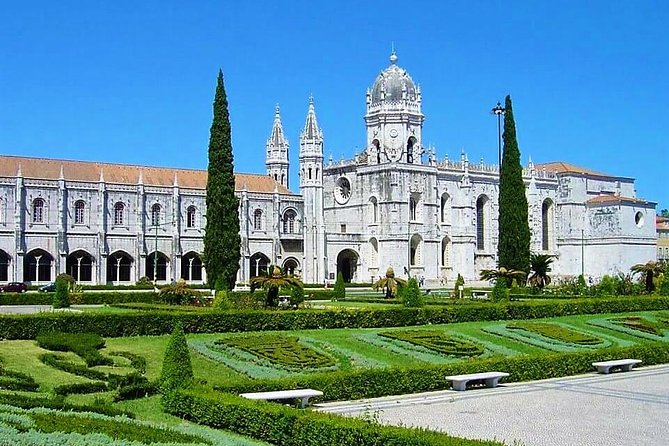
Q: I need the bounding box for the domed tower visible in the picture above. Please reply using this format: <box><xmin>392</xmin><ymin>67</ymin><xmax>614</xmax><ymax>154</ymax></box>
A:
<box><xmin>265</xmin><ymin>104</ymin><xmax>290</xmax><ymax>188</ymax></box>
<box><xmin>365</xmin><ymin>51</ymin><xmax>424</xmax><ymax>165</ymax></box>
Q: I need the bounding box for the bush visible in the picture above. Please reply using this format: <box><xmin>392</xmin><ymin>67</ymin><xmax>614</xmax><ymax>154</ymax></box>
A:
<box><xmin>332</xmin><ymin>272</ymin><xmax>345</xmax><ymax>301</ymax></box>
<box><xmin>657</xmin><ymin>275</ymin><xmax>669</xmax><ymax>296</ymax></box>
<box><xmin>0</xmin><ymin>291</ymin><xmax>159</xmax><ymax>306</ymax></box>
<box><xmin>0</xmin><ymin>392</ymin><xmax>133</xmax><ymax>417</ymax></box>
<box><xmin>401</xmin><ymin>277</ymin><xmax>424</xmax><ymax>308</ymax></box>
<box><xmin>159</xmin><ymin>280</ymin><xmax>202</xmax><ymax>305</ymax></box>
<box><xmin>53</xmin><ymin>277</ymin><xmax>70</xmax><ymax>309</ymax></box>
<box><xmin>136</xmin><ymin>276</ymin><xmax>153</xmax><ymax>286</ymax></box>
<box><xmin>0</xmin><ymin>368</ymin><xmax>39</xmax><ymax>392</ymax></box>
<box><xmin>597</xmin><ymin>275</ymin><xmax>617</xmax><ymax>296</ymax></box>
<box><xmin>289</xmin><ymin>285</ymin><xmax>305</xmax><ymax>307</ymax></box>
<box><xmin>160</xmin><ymin>324</ymin><xmax>193</xmax><ymax>394</ymax></box>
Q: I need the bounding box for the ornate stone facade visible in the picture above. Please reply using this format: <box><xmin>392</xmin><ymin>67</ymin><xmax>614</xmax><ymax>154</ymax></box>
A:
<box><xmin>0</xmin><ymin>52</ymin><xmax>657</xmax><ymax>286</ymax></box>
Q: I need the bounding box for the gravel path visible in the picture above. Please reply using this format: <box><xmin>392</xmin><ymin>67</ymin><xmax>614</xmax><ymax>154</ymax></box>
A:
<box><xmin>317</xmin><ymin>365</ymin><xmax>669</xmax><ymax>446</ymax></box>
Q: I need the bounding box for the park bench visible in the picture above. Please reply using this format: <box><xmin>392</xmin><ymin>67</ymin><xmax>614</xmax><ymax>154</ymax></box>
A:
<box><xmin>470</xmin><ymin>290</ymin><xmax>491</xmax><ymax>299</ymax></box>
<box><xmin>592</xmin><ymin>359</ymin><xmax>642</xmax><ymax>374</ymax></box>
<box><xmin>239</xmin><ymin>389</ymin><xmax>323</xmax><ymax>408</ymax></box>
<box><xmin>445</xmin><ymin>371</ymin><xmax>509</xmax><ymax>391</ymax></box>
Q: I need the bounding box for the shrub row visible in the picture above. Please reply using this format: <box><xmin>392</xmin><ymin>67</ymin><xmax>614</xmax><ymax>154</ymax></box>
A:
<box><xmin>1</xmin><ymin>296</ymin><xmax>667</xmax><ymax>339</ymax></box>
<box><xmin>36</xmin><ymin>332</ymin><xmax>111</xmax><ymax>367</ymax></box>
<box><xmin>214</xmin><ymin>342</ymin><xmax>669</xmax><ymax>402</ymax></box>
<box><xmin>53</xmin><ymin>381</ymin><xmax>108</xmax><ymax>396</ymax></box>
<box><xmin>0</xmin><ymin>392</ymin><xmax>133</xmax><ymax>417</ymax></box>
<box><xmin>0</xmin><ymin>291</ymin><xmax>159</xmax><ymax>306</ymax></box>
<box><xmin>165</xmin><ymin>386</ymin><xmax>503</xmax><ymax>446</ymax></box>
<box><xmin>0</xmin><ymin>368</ymin><xmax>39</xmax><ymax>392</ymax></box>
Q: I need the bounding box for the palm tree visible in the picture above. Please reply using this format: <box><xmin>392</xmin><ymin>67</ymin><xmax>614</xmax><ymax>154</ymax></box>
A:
<box><xmin>373</xmin><ymin>267</ymin><xmax>407</xmax><ymax>299</ymax></box>
<box><xmin>630</xmin><ymin>261</ymin><xmax>665</xmax><ymax>293</ymax></box>
<box><xmin>250</xmin><ymin>265</ymin><xmax>303</xmax><ymax>307</ymax></box>
<box><xmin>479</xmin><ymin>267</ymin><xmax>526</xmax><ymax>287</ymax></box>
<box><xmin>528</xmin><ymin>253</ymin><xmax>555</xmax><ymax>290</ymax></box>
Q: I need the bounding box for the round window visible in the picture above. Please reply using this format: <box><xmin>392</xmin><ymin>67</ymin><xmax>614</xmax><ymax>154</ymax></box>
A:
<box><xmin>334</xmin><ymin>177</ymin><xmax>351</xmax><ymax>204</ymax></box>
<box><xmin>634</xmin><ymin>211</ymin><xmax>645</xmax><ymax>228</ymax></box>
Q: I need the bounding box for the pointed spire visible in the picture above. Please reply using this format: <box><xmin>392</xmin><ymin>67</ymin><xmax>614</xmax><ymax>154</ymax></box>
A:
<box><xmin>390</xmin><ymin>43</ymin><xmax>398</xmax><ymax>65</ymax></box>
<box><xmin>266</xmin><ymin>103</ymin><xmax>288</xmax><ymax>151</ymax></box>
<box><xmin>302</xmin><ymin>95</ymin><xmax>322</xmax><ymax>140</ymax></box>
<box><xmin>59</xmin><ymin>164</ymin><xmax>65</xmax><ymax>180</ymax></box>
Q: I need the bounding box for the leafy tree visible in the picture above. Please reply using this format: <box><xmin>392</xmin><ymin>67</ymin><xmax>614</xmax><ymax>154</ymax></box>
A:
<box><xmin>373</xmin><ymin>267</ymin><xmax>407</xmax><ymax>299</ymax></box>
<box><xmin>660</xmin><ymin>209</ymin><xmax>669</xmax><ymax>218</ymax></box>
<box><xmin>203</xmin><ymin>70</ymin><xmax>241</xmax><ymax>291</ymax></box>
<box><xmin>402</xmin><ymin>277</ymin><xmax>424</xmax><ymax>308</ymax></box>
<box><xmin>527</xmin><ymin>253</ymin><xmax>555</xmax><ymax>290</ymax></box>
<box><xmin>630</xmin><ymin>261</ymin><xmax>665</xmax><ymax>293</ymax></box>
<box><xmin>333</xmin><ymin>272</ymin><xmax>346</xmax><ymax>301</ymax></box>
<box><xmin>497</xmin><ymin>95</ymin><xmax>530</xmax><ymax>275</ymax></box>
<box><xmin>480</xmin><ymin>267</ymin><xmax>526</xmax><ymax>287</ymax></box>
<box><xmin>159</xmin><ymin>324</ymin><xmax>193</xmax><ymax>394</ymax></box>
<box><xmin>658</xmin><ymin>274</ymin><xmax>669</xmax><ymax>296</ymax></box>
<box><xmin>53</xmin><ymin>276</ymin><xmax>70</xmax><ymax>309</ymax></box>
<box><xmin>250</xmin><ymin>266</ymin><xmax>303</xmax><ymax>308</ymax></box>
<box><xmin>491</xmin><ymin>278</ymin><xmax>509</xmax><ymax>301</ymax></box>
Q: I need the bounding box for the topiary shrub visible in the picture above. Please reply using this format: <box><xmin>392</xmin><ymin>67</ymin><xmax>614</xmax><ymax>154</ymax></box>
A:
<box><xmin>288</xmin><ymin>285</ymin><xmax>305</xmax><ymax>307</ymax></box>
<box><xmin>136</xmin><ymin>276</ymin><xmax>152</xmax><ymax>286</ymax></box>
<box><xmin>658</xmin><ymin>274</ymin><xmax>669</xmax><ymax>296</ymax></box>
<box><xmin>491</xmin><ymin>278</ymin><xmax>509</xmax><ymax>301</ymax></box>
<box><xmin>401</xmin><ymin>277</ymin><xmax>424</xmax><ymax>308</ymax></box>
<box><xmin>597</xmin><ymin>275</ymin><xmax>617</xmax><ymax>296</ymax></box>
<box><xmin>454</xmin><ymin>274</ymin><xmax>465</xmax><ymax>298</ymax></box>
<box><xmin>52</xmin><ymin>276</ymin><xmax>70</xmax><ymax>309</ymax></box>
<box><xmin>332</xmin><ymin>272</ymin><xmax>346</xmax><ymax>301</ymax></box>
<box><xmin>159</xmin><ymin>324</ymin><xmax>193</xmax><ymax>395</ymax></box>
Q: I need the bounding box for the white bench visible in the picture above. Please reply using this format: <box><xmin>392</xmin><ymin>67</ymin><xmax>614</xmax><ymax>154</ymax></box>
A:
<box><xmin>470</xmin><ymin>290</ymin><xmax>491</xmax><ymax>299</ymax></box>
<box><xmin>239</xmin><ymin>389</ymin><xmax>323</xmax><ymax>408</ymax></box>
<box><xmin>592</xmin><ymin>359</ymin><xmax>642</xmax><ymax>374</ymax></box>
<box><xmin>445</xmin><ymin>371</ymin><xmax>509</xmax><ymax>391</ymax></box>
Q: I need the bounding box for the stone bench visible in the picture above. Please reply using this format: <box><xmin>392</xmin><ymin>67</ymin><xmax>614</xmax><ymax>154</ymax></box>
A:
<box><xmin>592</xmin><ymin>359</ymin><xmax>642</xmax><ymax>374</ymax></box>
<box><xmin>470</xmin><ymin>290</ymin><xmax>491</xmax><ymax>299</ymax></box>
<box><xmin>445</xmin><ymin>371</ymin><xmax>509</xmax><ymax>391</ymax></box>
<box><xmin>239</xmin><ymin>389</ymin><xmax>323</xmax><ymax>408</ymax></box>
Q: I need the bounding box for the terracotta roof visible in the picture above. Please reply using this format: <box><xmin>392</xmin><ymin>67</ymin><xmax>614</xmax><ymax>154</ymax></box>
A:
<box><xmin>658</xmin><ymin>216</ymin><xmax>669</xmax><ymax>230</ymax></box>
<box><xmin>0</xmin><ymin>155</ymin><xmax>294</xmax><ymax>195</ymax></box>
<box><xmin>586</xmin><ymin>195</ymin><xmax>650</xmax><ymax>206</ymax></box>
<box><xmin>536</xmin><ymin>162</ymin><xmax>611</xmax><ymax>178</ymax></box>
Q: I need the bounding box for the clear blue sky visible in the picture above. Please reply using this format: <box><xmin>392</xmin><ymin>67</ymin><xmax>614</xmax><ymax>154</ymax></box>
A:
<box><xmin>1</xmin><ymin>1</ymin><xmax>667</xmax><ymax>210</ymax></box>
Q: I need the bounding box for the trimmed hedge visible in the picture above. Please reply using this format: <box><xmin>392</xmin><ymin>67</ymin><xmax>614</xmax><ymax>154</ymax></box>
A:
<box><xmin>0</xmin><ymin>296</ymin><xmax>668</xmax><ymax>339</ymax></box>
<box><xmin>36</xmin><ymin>332</ymin><xmax>112</xmax><ymax>366</ymax></box>
<box><xmin>0</xmin><ymin>392</ymin><xmax>133</xmax><ymax>417</ymax></box>
<box><xmin>165</xmin><ymin>386</ymin><xmax>503</xmax><ymax>446</ymax></box>
<box><xmin>0</xmin><ymin>291</ymin><xmax>159</xmax><ymax>306</ymax></box>
<box><xmin>53</xmin><ymin>381</ymin><xmax>108</xmax><ymax>396</ymax></box>
<box><xmin>213</xmin><ymin>342</ymin><xmax>669</xmax><ymax>402</ymax></box>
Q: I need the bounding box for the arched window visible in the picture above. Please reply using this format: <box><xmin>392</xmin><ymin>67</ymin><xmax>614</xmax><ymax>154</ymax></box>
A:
<box><xmin>66</xmin><ymin>250</ymin><xmax>94</xmax><ymax>282</ymax></box>
<box><xmin>308</xmin><ymin>168</ymin><xmax>312</xmax><ymax>180</ymax></box>
<box><xmin>253</xmin><ymin>209</ymin><xmax>263</xmax><ymax>231</ymax></box>
<box><xmin>181</xmin><ymin>252</ymin><xmax>203</xmax><ymax>282</ymax></box>
<box><xmin>32</xmin><ymin>198</ymin><xmax>45</xmax><ymax>223</ymax></box>
<box><xmin>151</xmin><ymin>203</ymin><xmax>161</xmax><ymax>226</ymax></box>
<box><xmin>369</xmin><ymin>238</ymin><xmax>378</xmax><ymax>267</ymax></box>
<box><xmin>0</xmin><ymin>250</ymin><xmax>10</xmax><ymax>282</ymax></box>
<box><xmin>476</xmin><ymin>195</ymin><xmax>488</xmax><ymax>251</ymax></box>
<box><xmin>440</xmin><ymin>193</ymin><xmax>450</xmax><ymax>224</ymax></box>
<box><xmin>542</xmin><ymin>199</ymin><xmax>554</xmax><ymax>251</ymax></box>
<box><xmin>74</xmin><ymin>200</ymin><xmax>85</xmax><ymax>225</ymax></box>
<box><xmin>283</xmin><ymin>209</ymin><xmax>296</xmax><ymax>234</ymax></box>
<box><xmin>146</xmin><ymin>252</ymin><xmax>169</xmax><ymax>282</ymax></box>
<box><xmin>369</xmin><ymin>197</ymin><xmax>378</xmax><ymax>224</ymax></box>
<box><xmin>186</xmin><ymin>206</ymin><xmax>197</xmax><ymax>228</ymax></box>
<box><xmin>410</xmin><ymin>234</ymin><xmax>423</xmax><ymax>266</ymax></box>
<box><xmin>114</xmin><ymin>202</ymin><xmax>125</xmax><ymax>226</ymax></box>
<box><xmin>107</xmin><ymin>251</ymin><xmax>133</xmax><ymax>283</ymax></box>
<box><xmin>441</xmin><ymin>237</ymin><xmax>451</xmax><ymax>267</ymax></box>
<box><xmin>406</xmin><ymin>138</ymin><xmax>415</xmax><ymax>164</ymax></box>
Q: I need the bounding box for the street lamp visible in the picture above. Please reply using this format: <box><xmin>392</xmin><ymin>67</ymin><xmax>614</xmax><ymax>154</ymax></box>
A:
<box><xmin>491</xmin><ymin>102</ymin><xmax>505</xmax><ymax>169</ymax></box>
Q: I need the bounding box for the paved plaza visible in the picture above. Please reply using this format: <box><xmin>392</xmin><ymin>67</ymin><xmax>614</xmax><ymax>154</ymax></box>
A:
<box><xmin>317</xmin><ymin>365</ymin><xmax>669</xmax><ymax>446</ymax></box>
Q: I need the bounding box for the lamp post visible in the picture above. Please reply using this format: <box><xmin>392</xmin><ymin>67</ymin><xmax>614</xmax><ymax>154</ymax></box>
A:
<box><xmin>491</xmin><ymin>102</ymin><xmax>505</xmax><ymax>169</ymax></box>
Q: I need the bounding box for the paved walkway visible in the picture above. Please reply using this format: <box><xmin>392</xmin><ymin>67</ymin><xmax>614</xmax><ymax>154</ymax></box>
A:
<box><xmin>0</xmin><ymin>305</ymin><xmax>101</xmax><ymax>314</ymax></box>
<box><xmin>316</xmin><ymin>365</ymin><xmax>669</xmax><ymax>446</ymax></box>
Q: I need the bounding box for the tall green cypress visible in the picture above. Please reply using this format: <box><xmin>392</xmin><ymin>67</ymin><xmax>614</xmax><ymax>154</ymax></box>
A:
<box><xmin>497</xmin><ymin>95</ymin><xmax>530</xmax><ymax>276</ymax></box>
<box><xmin>203</xmin><ymin>70</ymin><xmax>241</xmax><ymax>290</ymax></box>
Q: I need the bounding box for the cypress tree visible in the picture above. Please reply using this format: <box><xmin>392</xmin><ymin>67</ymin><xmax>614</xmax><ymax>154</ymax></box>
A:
<box><xmin>159</xmin><ymin>323</ymin><xmax>193</xmax><ymax>394</ymax></box>
<box><xmin>203</xmin><ymin>70</ymin><xmax>241</xmax><ymax>290</ymax></box>
<box><xmin>497</xmin><ymin>95</ymin><xmax>530</xmax><ymax>277</ymax></box>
